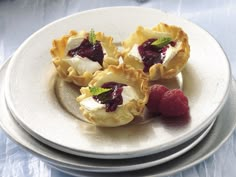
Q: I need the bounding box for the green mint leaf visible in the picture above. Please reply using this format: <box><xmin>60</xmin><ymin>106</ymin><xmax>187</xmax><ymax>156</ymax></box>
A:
<box><xmin>151</xmin><ymin>37</ymin><xmax>172</xmax><ymax>48</ymax></box>
<box><xmin>88</xmin><ymin>29</ymin><xmax>96</xmax><ymax>44</ymax></box>
<box><xmin>89</xmin><ymin>86</ymin><xmax>111</xmax><ymax>96</ymax></box>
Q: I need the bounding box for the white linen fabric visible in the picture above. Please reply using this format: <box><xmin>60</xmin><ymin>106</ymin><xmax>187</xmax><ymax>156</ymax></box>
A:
<box><xmin>0</xmin><ymin>0</ymin><xmax>236</xmax><ymax>176</ymax></box>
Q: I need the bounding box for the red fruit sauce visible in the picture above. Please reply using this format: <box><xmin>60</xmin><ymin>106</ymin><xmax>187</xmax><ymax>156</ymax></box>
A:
<box><xmin>67</xmin><ymin>38</ymin><xmax>104</xmax><ymax>66</ymax></box>
<box><xmin>138</xmin><ymin>38</ymin><xmax>176</xmax><ymax>72</ymax></box>
<box><xmin>93</xmin><ymin>82</ymin><xmax>127</xmax><ymax>112</ymax></box>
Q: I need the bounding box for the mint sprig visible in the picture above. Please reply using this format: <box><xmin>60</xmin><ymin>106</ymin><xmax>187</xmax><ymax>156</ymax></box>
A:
<box><xmin>89</xmin><ymin>86</ymin><xmax>111</xmax><ymax>96</ymax></box>
<box><xmin>88</xmin><ymin>29</ymin><xmax>96</xmax><ymax>45</ymax></box>
<box><xmin>151</xmin><ymin>37</ymin><xmax>172</xmax><ymax>48</ymax></box>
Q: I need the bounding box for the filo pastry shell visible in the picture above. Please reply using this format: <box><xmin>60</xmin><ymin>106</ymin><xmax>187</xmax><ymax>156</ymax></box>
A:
<box><xmin>51</xmin><ymin>30</ymin><xmax>120</xmax><ymax>86</ymax></box>
<box><xmin>122</xmin><ymin>23</ymin><xmax>190</xmax><ymax>80</ymax></box>
<box><xmin>77</xmin><ymin>64</ymin><xmax>149</xmax><ymax>127</ymax></box>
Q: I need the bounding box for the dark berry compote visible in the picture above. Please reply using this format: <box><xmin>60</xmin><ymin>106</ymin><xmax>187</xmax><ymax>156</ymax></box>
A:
<box><xmin>138</xmin><ymin>38</ymin><xmax>176</xmax><ymax>72</ymax></box>
<box><xmin>93</xmin><ymin>82</ymin><xmax>127</xmax><ymax>112</ymax></box>
<box><xmin>67</xmin><ymin>38</ymin><xmax>104</xmax><ymax>66</ymax></box>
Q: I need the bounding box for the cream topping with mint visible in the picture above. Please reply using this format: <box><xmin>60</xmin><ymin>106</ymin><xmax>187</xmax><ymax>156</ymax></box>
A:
<box><xmin>80</xmin><ymin>84</ymin><xmax>139</xmax><ymax>112</ymax></box>
<box><xmin>63</xmin><ymin>29</ymin><xmax>104</xmax><ymax>75</ymax></box>
<box><xmin>127</xmin><ymin>36</ymin><xmax>181</xmax><ymax>72</ymax></box>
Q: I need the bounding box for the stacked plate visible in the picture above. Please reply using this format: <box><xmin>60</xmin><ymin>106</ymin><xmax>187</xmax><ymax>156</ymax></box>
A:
<box><xmin>0</xmin><ymin>7</ymin><xmax>235</xmax><ymax>177</ymax></box>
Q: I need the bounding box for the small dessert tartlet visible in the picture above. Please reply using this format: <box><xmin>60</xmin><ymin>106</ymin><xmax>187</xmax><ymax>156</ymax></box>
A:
<box><xmin>77</xmin><ymin>64</ymin><xmax>149</xmax><ymax>127</ymax></box>
<box><xmin>122</xmin><ymin>23</ymin><xmax>190</xmax><ymax>80</ymax></box>
<box><xmin>51</xmin><ymin>29</ymin><xmax>120</xmax><ymax>86</ymax></box>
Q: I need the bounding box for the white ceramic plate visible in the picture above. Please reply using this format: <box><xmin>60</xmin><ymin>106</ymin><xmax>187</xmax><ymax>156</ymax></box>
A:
<box><xmin>0</xmin><ymin>60</ymin><xmax>215</xmax><ymax>172</ymax></box>
<box><xmin>1</xmin><ymin>60</ymin><xmax>236</xmax><ymax>176</ymax></box>
<box><xmin>4</xmin><ymin>7</ymin><xmax>231</xmax><ymax>159</ymax></box>
<box><xmin>51</xmin><ymin>90</ymin><xmax>236</xmax><ymax>177</ymax></box>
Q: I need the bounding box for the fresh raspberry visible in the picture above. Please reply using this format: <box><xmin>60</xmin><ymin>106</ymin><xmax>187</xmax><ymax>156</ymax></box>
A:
<box><xmin>159</xmin><ymin>89</ymin><xmax>189</xmax><ymax>117</ymax></box>
<box><xmin>146</xmin><ymin>84</ymin><xmax>169</xmax><ymax>114</ymax></box>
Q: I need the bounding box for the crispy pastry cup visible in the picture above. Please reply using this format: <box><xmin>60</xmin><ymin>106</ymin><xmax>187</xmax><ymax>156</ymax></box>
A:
<box><xmin>51</xmin><ymin>30</ymin><xmax>120</xmax><ymax>86</ymax></box>
<box><xmin>77</xmin><ymin>64</ymin><xmax>149</xmax><ymax>127</ymax></box>
<box><xmin>122</xmin><ymin>23</ymin><xmax>190</xmax><ymax>80</ymax></box>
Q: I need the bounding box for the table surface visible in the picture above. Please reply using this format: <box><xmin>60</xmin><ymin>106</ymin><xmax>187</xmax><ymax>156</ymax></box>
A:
<box><xmin>1</xmin><ymin>0</ymin><xmax>236</xmax><ymax>177</ymax></box>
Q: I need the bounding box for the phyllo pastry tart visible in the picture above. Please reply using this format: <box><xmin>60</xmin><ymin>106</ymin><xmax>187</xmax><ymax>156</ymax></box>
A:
<box><xmin>77</xmin><ymin>64</ymin><xmax>149</xmax><ymax>127</ymax></box>
<box><xmin>122</xmin><ymin>23</ymin><xmax>190</xmax><ymax>80</ymax></box>
<box><xmin>51</xmin><ymin>29</ymin><xmax>120</xmax><ymax>86</ymax></box>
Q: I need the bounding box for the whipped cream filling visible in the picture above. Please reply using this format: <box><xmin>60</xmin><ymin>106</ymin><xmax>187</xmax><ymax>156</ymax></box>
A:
<box><xmin>65</xmin><ymin>33</ymin><xmax>86</xmax><ymax>53</ymax></box>
<box><xmin>101</xmin><ymin>43</ymin><xmax>108</xmax><ymax>58</ymax></box>
<box><xmin>127</xmin><ymin>44</ymin><xmax>142</xmax><ymax>62</ymax></box>
<box><xmin>80</xmin><ymin>86</ymin><xmax>139</xmax><ymax>111</ymax></box>
<box><xmin>162</xmin><ymin>41</ymin><xmax>182</xmax><ymax>66</ymax></box>
<box><xmin>64</xmin><ymin>56</ymin><xmax>102</xmax><ymax>75</ymax></box>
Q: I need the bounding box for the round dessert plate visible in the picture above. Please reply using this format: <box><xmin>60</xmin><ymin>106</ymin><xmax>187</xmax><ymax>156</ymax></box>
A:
<box><xmin>4</xmin><ymin>7</ymin><xmax>231</xmax><ymax>159</ymax></box>
<box><xmin>0</xmin><ymin>60</ymin><xmax>215</xmax><ymax>172</ymax></box>
<box><xmin>1</xmin><ymin>60</ymin><xmax>236</xmax><ymax>176</ymax></box>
